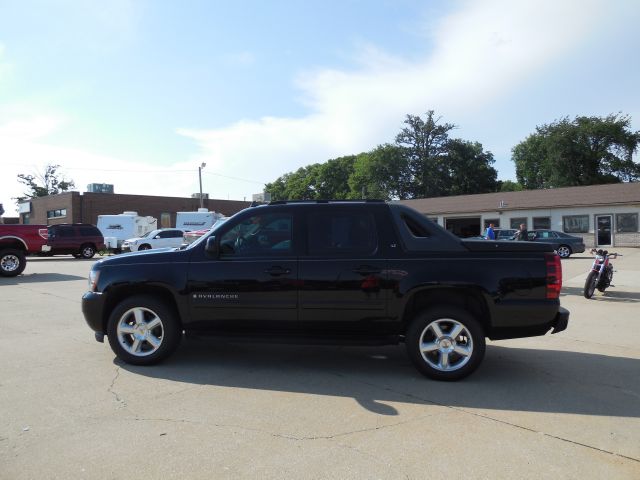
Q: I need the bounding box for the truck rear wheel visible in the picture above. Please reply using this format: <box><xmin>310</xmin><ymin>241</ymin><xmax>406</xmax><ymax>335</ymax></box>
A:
<box><xmin>406</xmin><ymin>306</ymin><xmax>485</xmax><ymax>381</ymax></box>
<box><xmin>0</xmin><ymin>249</ymin><xmax>27</xmax><ymax>277</ymax></box>
<box><xmin>107</xmin><ymin>295</ymin><xmax>182</xmax><ymax>365</ymax></box>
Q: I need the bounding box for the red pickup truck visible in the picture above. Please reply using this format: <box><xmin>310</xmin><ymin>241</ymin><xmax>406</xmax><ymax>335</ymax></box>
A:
<box><xmin>0</xmin><ymin>225</ymin><xmax>48</xmax><ymax>277</ymax></box>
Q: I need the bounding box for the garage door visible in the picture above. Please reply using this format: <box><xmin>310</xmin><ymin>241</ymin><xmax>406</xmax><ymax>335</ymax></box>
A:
<box><xmin>445</xmin><ymin>217</ymin><xmax>481</xmax><ymax>238</ymax></box>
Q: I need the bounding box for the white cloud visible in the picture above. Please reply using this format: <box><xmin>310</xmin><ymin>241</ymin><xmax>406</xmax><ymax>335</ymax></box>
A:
<box><xmin>2</xmin><ymin>0</ymin><xmax>631</xmax><ymax>215</ymax></box>
<box><xmin>0</xmin><ymin>115</ymin><xmax>64</xmax><ymax>141</ymax></box>
<box><xmin>177</xmin><ymin>0</ymin><xmax>606</xmax><ymax>198</ymax></box>
<box><xmin>0</xmin><ymin>116</ymin><xmax>210</xmax><ymax>215</ymax></box>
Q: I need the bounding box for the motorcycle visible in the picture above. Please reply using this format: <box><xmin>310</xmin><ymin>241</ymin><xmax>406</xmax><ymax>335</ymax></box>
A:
<box><xmin>583</xmin><ymin>248</ymin><xmax>620</xmax><ymax>299</ymax></box>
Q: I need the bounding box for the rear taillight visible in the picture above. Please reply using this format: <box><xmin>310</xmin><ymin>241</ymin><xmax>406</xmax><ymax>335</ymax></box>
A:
<box><xmin>38</xmin><ymin>228</ymin><xmax>49</xmax><ymax>240</ymax></box>
<box><xmin>545</xmin><ymin>252</ymin><xmax>562</xmax><ymax>299</ymax></box>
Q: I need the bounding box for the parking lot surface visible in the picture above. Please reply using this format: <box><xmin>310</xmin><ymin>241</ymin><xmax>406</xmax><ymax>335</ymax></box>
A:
<box><xmin>1</xmin><ymin>250</ymin><xmax>639</xmax><ymax>479</ymax></box>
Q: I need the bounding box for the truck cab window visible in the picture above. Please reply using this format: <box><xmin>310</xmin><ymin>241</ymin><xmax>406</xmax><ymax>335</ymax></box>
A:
<box><xmin>402</xmin><ymin>214</ymin><xmax>430</xmax><ymax>238</ymax></box>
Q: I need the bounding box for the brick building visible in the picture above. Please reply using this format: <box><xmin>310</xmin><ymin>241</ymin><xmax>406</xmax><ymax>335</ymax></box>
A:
<box><xmin>19</xmin><ymin>191</ymin><xmax>251</xmax><ymax>228</ymax></box>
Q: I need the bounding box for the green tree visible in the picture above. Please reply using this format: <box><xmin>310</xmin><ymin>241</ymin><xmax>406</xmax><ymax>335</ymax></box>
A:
<box><xmin>14</xmin><ymin>164</ymin><xmax>76</xmax><ymax>203</ymax></box>
<box><xmin>314</xmin><ymin>155</ymin><xmax>357</xmax><ymax>199</ymax></box>
<box><xmin>395</xmin><ymin>110</ymin><xmax>456</xmax><ymax>198</ymax></box>
<box><xmin>512</xmin><ymin>114</ymin><xmax>640</xmax><ymax>189</ymax></box>
<box><xmin>445</xmin><ymin>139</ymin><xmax>498</xmax><ymax>195</ymax></box>
<box><xmin>265</xmin><ymin>157</ymin><xmax>357</xmax><ymax>201</ymax></box>
<box><xmin>497</xmin><ymin>180</ymin><xmax>524</xmax><ymax>192</ymax></box>
<box><xmin>265</xmin><ymin>164</ymin><xmax>321</xmax><ymax>200</ymax></box>
<box><xmin>348</xmin><ymin>145</ymin><xmax>410</xmax><ymax>200</ymax></box>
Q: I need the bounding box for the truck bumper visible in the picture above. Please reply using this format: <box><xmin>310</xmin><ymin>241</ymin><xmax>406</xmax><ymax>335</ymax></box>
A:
<box><xmin>550</xmin><ymin>306</ymin><xmax>569</xmax><ymax>334</ymax></box>
<box><xmin>82</xmin><ymin>291</ymin><xmax>106</xmax><ymax>339</ymax></box>
<box><xmin>489</xmin><ymin>306</ymin><xmax>570</xmax><ymax>340</ymax></box>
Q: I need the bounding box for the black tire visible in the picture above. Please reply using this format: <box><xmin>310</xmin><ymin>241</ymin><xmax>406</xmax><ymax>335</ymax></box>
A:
<box><xmin>556</xmin><ymin>245</ymin><xmax>572</xmax><ymax>258</ymax></box>
<box><xmin>406</xmin><ymin>306</ymin><xmax>486</xmax><ymax>381</ymax></box>
<box><xmin>107</xmin><ymin>295</ymin><xmax>182</xmax><ymax>365</ymax></box>
<box><xmin>597</xmin><ymin>267</ymin><xmax>613</xmax><ymax>293</ymax></box>
<box><xmin>583</xmin><ymin>271</ymin><xmax>598</xmax><ymax>299</ymax></box>
<box><xmin>79</xmin><ymin>244</ymin><xmax>96</xmax><ymax>259</ymax></box>
<box><xmin>138</xmin><ymin>244</ymin><xmax>151</xmax><ymax>251</ymax></box>
<box><xmin>0</xmin><ymin>249</ymin><xmax>27</xmax><ymax>277</ymax></box>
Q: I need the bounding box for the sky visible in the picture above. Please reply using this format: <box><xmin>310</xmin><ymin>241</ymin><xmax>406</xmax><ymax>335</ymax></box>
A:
<box><xmin>1</xmin><ymin>0</ymin><xmax>639</xmax><ymax>215</ymax></box>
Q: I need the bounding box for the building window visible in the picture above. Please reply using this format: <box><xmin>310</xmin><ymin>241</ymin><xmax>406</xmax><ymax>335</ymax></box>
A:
<box><xmin>47</xmin><ymin>208</ymin><xmax>67</xmax><ymax>219</ymax></box>
<box><xmin>563</xmin><ymin>215</ymin><xmax>589</xmax><ymax>233</ymax></box>
<box><xmin>510</xmin><ymin>217</ymin><xmax>527</xmax><ymax>229</ymax></box>
<box><xmin>616</xmin><ymin>213</ymin><xmax>638</xmax><ymax>233</ymax></box>
<box><xmin>484</xmin><ymin>218</ymin><xmax>500</xmax><ymax>229</ymax></box>
<box><xmin>533</xmin><ymin>217</ymin><xmax>551</xmax><ymax>230</ymax></box>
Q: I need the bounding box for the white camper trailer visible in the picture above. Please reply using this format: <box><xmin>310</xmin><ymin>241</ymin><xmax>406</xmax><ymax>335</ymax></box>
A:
<box><xmin>175</xmin><ymin>208</ymin><xmax>222</xmax><ymax>231</ymax></box>
<box><xmin>97</xmin><ymin>211</ymin><xmax>157</xmax><ymax>251</ymax></box>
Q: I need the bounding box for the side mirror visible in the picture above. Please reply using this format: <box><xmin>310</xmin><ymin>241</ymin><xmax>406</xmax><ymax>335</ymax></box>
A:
<box><xmin>205</xmin><ymin>236</ymin><xmax>219</xmax><ymax>256</ymax></box>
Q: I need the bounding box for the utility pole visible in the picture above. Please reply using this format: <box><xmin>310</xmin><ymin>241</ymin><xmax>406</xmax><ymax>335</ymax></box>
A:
<box><xmin>198</xmin><ymin>162</ymin><xmax>206</xmax><ymax>208</ymax></box>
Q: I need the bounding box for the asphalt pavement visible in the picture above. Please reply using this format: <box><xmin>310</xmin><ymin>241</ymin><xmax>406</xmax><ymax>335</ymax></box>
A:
<box><xmin>1</xmin><ymin>250</ymin><xmax>639</xmax><ymax>479</ymax></box>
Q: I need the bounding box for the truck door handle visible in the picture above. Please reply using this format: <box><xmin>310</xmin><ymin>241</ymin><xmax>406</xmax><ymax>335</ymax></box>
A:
<box><xmin>352</xmin><ymin>265</ymin><xmax>381</xmax><ymax>275</ymax></box>
<box><xmin>264</xmin><ymin>266</ymin><xmax>291</xmax><ymax>276</ymax></box>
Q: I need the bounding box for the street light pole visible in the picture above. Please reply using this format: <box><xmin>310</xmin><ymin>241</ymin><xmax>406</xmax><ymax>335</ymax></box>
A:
<box><xmin>198</xmin><ymin>162</ymin><xmax>206</xmax><ymax>208</ymax></box>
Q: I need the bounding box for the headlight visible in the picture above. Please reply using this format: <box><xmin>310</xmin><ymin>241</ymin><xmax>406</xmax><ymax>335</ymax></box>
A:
<box><xmin>88</xmin><ymin>269</ymin><xmax>100</xmax><ymax>292</ymax></box>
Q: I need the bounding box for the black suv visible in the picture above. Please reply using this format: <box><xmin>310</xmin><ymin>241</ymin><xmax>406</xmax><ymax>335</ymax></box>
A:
<box><xmin>45</xmin><ymin>224</ymin><xmax>105</xmax><ymax>259</ymax></box>
<box><xmin>82</xmin><ymin>201</ymin><xmax>568</xmax><ymax>380</ymax></box>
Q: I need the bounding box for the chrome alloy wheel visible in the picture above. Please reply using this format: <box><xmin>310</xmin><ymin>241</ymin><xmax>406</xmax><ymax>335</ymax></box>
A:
<box><xmin>556</xmin><ymin>246</ymin><xmax>571</xmax><ymax>258</ymax></box>
<box><xmin>418</xmin><ymin>319</ymin><xmax>473</xmax><ymax>371</ymax></box>
<box><xmin>1</xmin><ymin>254</ymin><xmax>20</xmax><ymax>273</ymax></box>
<box><xmin>116</xmin><ymin>307</ymin><xmax>164</xmax><ymax>357</ymax></box>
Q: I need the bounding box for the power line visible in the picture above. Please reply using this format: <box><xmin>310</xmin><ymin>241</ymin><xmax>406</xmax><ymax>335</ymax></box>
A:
<box><xmin>5</xmin><ymin>163</ymin><xmax>266</xmax><ymax>185</ymax></box>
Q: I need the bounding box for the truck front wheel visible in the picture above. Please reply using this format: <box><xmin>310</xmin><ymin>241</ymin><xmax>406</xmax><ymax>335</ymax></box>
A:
<box><xmin>406</xmin><ymin>306</ymin><xmax>485</xmax><ymax>381</ymax></box>
<box><xmin>0</xmin><ymin>249</ymin><xmax>27</xmax><ymax>277</ymax></box>
<box><xmin>107</xmin><ymin>295</ymin><xmax>182</xmax><ymax>365</ymax></box>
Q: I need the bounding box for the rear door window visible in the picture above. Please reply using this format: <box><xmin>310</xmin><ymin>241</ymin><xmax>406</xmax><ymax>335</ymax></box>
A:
<box><xmin>80</xmin><ymin>226</ymin><xmax>100</xmax><ymax>236</ymax></box>
<box><xmin>307</xmin><ymin>211</ymin><xmax>377</xmax><ymax>255</ymax></box>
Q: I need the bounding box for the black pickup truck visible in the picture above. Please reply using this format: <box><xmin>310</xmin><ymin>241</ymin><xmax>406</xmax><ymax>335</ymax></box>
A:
<box><xmin>82</xmin><ymin>200</ymin><xmax>568</xmax><ymax>380</ymax></box>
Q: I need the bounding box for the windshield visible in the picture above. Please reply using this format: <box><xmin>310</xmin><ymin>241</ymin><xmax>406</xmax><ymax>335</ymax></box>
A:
<box><xmin>141</xmin><ymin>229</ymin><xmax>160</xmax><ymax>238</ymax></box>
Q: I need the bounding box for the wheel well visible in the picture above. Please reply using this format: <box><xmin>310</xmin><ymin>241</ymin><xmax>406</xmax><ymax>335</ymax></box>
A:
<box><xmin>0</xmin><ymin>238</ymin><xmax>28</xmax><ymax>252</ymax></box>
<box><xmin>81</xmin><ymin>243</ymin><xmax>96</xmax><ymax>249</ymax></box>
<box><xmin>102</xmin><ymin>285</ymin><xmax>182</xmax><ymax>332</ymax></box>
<box><xmin>401</xmin><ymin>288</ymin><xmax>490</xmax><ymax>334</ymax></box>
<box><xmin>139</xmin><ymin>244</ymin><xmax>151</xmax><ymax>249</ymax></box>
<box><xmin>558</xmin><ymin>244</ymin><xmax>571</xmax><ymax>251</ymax></box>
